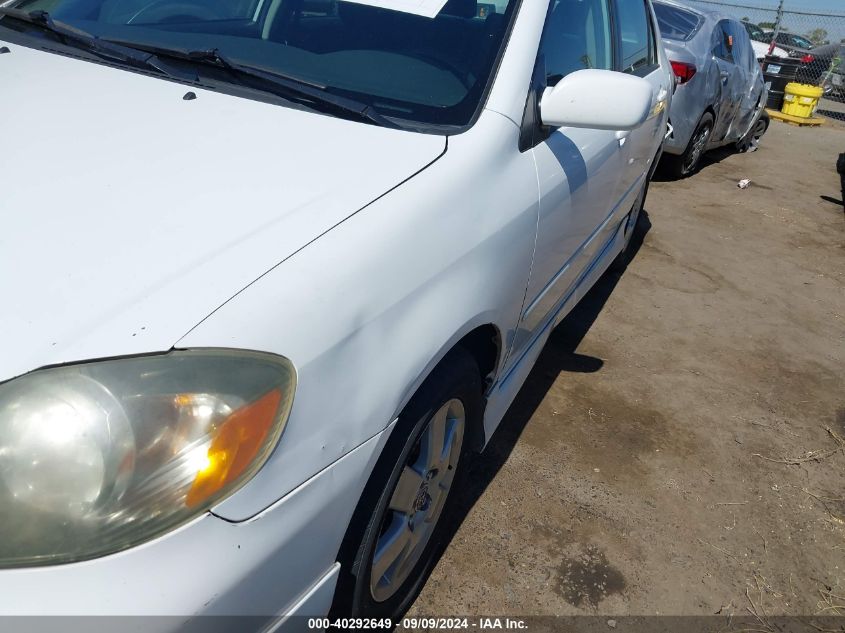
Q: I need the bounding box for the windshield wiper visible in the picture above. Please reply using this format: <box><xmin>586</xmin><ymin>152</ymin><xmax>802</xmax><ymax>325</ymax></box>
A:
<box><xmin>112</xmin><ymin>43</ymin><xmax>395</xmax><ymax>128</ymax></box>
<box><xmin>0</xmin><ymin>11</ymin><xmax>394</xmax><ymax>127</ymax></box>
<box><xmin>0</xmin><ymin>9</ymin><xmax>189</xmax><ymax>78</ymax></box>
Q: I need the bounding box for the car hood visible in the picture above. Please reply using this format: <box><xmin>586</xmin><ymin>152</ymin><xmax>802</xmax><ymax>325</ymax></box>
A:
<box><xmin>0</xmin><ymin>44</ymin><xmax>446</xmax><ymax>382</ymax></box>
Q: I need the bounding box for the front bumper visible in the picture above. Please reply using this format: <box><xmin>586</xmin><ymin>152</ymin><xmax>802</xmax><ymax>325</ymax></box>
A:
<box><xmin>0</xmin><ymin>425</ymin><xmax>395</xmax><ymax>631</ymax></box>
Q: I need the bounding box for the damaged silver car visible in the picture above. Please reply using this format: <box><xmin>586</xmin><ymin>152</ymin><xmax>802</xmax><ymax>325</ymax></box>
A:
<box><xmin>654</xmin><ymin>0</ymin><xmax>769</xmax><ymax>178</ymax></box>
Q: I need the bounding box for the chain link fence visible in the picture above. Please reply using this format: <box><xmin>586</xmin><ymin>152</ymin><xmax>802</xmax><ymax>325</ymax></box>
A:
<box><xmin>680</xmin><ymin>0</ymin><xmax>845</xmax><ymax>120</ymax></box>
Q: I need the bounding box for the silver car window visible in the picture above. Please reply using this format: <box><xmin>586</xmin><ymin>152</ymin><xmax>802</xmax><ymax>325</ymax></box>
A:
<box><xmin>653</xmin><ymin>2</ymin><xmax>702</xmax><ymax>42</ymax></box>
<box><xmin>712</xmin><ymin>20</ymin><xmax>734</xmax><ymax>63</ymax></box>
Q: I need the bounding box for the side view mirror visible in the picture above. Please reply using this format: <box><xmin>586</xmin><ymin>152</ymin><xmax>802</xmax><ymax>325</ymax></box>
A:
<box><xmin>539</xmin><ymin>69</ymin><xmax>653</xmax><ymax>130</ymax></box>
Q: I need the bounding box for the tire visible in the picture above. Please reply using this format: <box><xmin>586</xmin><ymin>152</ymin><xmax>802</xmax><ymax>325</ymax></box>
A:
<box><xmin>736</xmin><ymin>111</ymin><xmax>769</xmax><ymax>153</ymax></box>
<box><xmin>330</xmin><ymin>348</ymin><xmax>483</xmax><ymax>620</ymax></box>
<box><xmin>664</xmin><ymin>112</ymin><xmax>714</xmax><ymax>179</ymax></box>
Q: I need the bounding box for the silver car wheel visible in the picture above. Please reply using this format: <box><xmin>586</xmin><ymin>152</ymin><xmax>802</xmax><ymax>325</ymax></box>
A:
<box><xmin>750</xmin><ymin>117</ymin><xmax>767</xmax><ymax>141</ymax></box>
<box><xmin>737</xmin><ymin>116</ymin><xmax>768</xmax><ymax>152</ymax></box>
<box><xmin>369</xmin><ymin>398</ymin><xmax>465</xmax><ymax>603</ymax></box>
<box><xmin>683</xmin><ymin>122</ymin><xmax>711</xmax><ymax>174</ymax></box>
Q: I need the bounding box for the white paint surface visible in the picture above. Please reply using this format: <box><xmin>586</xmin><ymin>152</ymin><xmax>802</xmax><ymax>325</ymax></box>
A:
<box><xmin>339</xmin><ymin>0</ymin><xmax>449</xmax><ymax>18</ymax></box>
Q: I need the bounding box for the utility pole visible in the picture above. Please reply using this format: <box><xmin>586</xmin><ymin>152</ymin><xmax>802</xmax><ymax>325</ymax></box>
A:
<box><xmin>768</xmin><ymin>0</ymin><xmax>785</xmax><ymax>56</ymax></box>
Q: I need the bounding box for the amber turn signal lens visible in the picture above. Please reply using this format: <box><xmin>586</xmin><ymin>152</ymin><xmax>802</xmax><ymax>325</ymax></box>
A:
<box><xmin>186</xmin><ymin>388</ymin><xmax>283</xmax><ymax>507</ymax></box>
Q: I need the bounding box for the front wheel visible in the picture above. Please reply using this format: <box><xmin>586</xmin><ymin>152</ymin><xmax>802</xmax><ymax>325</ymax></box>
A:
<box><xmin>330</xmin><ymin>348</ymin><xmax>482</xmax><ymax>619</ymax></box>
<box><xmin>664</xmin><ymin>112</ymin><xmax>714</xmax><ymax>179</ymax></box>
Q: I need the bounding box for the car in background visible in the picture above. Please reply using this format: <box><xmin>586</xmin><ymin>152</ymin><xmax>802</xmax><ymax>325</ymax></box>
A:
<box><xmin>0</xmin><ymin>0</ymin><xmax>672</xmax><ymax>625</ymax></box>
<box><xmin>760</xmin><ymin>30</ymin><xmax>839</xmax><ymax>86</ymax></box>
<box><xmin>794</xmin><ymin>43</ymin><xmax>842</xmax><ymax>86</ymax></box>
<box><xmin>654</xmin><ymin>0</ymin><xmax>769</xmax><ymax>177</ymax></box>
<box><xmin>742</xmin><ymin>21</ymin><xmax>789</xmax><ymax>60</ymax></box>
<box><xmin>743</xmin><ymin>20</ymin><xmax>767</xmax><ymax>43</ymax></box>
<box><xmin>821</xmin><ymin>45</ymin><xmax>845</xmax><ymax>98</ymax></box>
<box><xmin>750</xmin><ymin>39</ymin><xmax>788</xmax><ymax>62</ymax></box>
<box><xmin>764</xmin><ymin>30</ymin><xmax>815</xmax><ymax>54</ymax></box>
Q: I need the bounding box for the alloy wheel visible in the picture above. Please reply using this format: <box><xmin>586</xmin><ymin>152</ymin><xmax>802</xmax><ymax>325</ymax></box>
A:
<box><xmin>369</xmin><ymin>398</ymin><xmax>465</xmax><ymax>603</ymax></box>
<box><xmin>738</xmin><ymin>117</ymin><xmax>768</xmax><ymax>152</ymax></box>
<box><xmin>683</xmin><ymin>123</ymin><xmax>712</xmax><ymax>174</ymax></box>
<box><xmin>751</xmin><ymin>118</ymin><xmax>766</xmax><ymax>142</ymax></box>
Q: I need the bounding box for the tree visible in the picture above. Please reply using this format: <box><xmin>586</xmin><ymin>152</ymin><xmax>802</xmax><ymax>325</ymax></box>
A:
<box><xmin>806</xmin><ymin>28</ymin><xmax>828</xmax><ymax>46</ymax></box>
<box><xmin>759</xmin><ymin>21</ymin><xmax>776</xmax><ymax>29</ymax></box>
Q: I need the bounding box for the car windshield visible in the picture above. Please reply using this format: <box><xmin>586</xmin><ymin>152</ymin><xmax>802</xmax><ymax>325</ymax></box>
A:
<box><xmin>653</xmin><ymin>2</ymin><xmax>702</xmax><ymax>42</ymax></box>
<box><xmin>0</xmin><ymin>0</ymin><xmax>518</xmax><ymax>129</ymax></box>
<box><xmin>777</xmin><ymin>32</ymin><xmax>812</xmax><ymax>49</ymax></box>
<box><xmin>790</xmin><ymin>35</ymin><xmax>813</xmax><ymax>49</ymax></box>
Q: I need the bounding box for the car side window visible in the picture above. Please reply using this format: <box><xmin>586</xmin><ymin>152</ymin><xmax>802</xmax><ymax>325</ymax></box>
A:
<box><xmin>541</xmin><ymin>0</ymin><xmax>614</xmax><ymax>86</ymax></box>
<box><xmin>615</xmin><ymin>0</ymin><xmax>657</xmax><ymax>75</ymax></box>
<box><xmin>712</xmin><ymin>21</ymin><xmax>734</xmax><ymax>63</ymax></box>
<box><xmin>730</xmin><ymin>22</ymin><xmax>756</xmax><ymax>71</ymax></box>
<box><xmin>792</xmin><ymin>35</ymin><xmax>812</xmax><ymax>49</ymax></box>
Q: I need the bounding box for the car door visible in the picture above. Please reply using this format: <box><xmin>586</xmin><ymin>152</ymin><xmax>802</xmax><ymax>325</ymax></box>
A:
<box><xmin>614</xmin><ymin>0</ymin><xmax>671</xmax><ymax>189</ymax></box>
<box><xmin>506</xmin><ymin>0</ymin><xmax>627</xmax><ymax>364</ymax></box>
<box><xmin>732</xmin><ymin>22</ymin><xmax>765</xmax><ymax>139</ymax></box>
<box><xmin>711</xmin><ymin>19</ymin><xmax>744</xmax><ymax>143</ymax></box>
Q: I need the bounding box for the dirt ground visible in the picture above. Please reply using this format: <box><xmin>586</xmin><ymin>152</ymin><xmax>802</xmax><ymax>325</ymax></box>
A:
<box><xmin>409</xmin><ymin>117</ymin><xmax>845</xmax><ymax>619</ymax></box>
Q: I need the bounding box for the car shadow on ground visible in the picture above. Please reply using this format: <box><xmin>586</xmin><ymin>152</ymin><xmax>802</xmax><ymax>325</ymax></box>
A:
<box><xmin>424</xmin><ymin>211</ymin><xmax>653</xmax><ymax>601</ymax></box>
<box><xmin>699</xmin><ymin>145</ymin><xmax>742</xmax><ymax>170</ymax></box>
<box><xmin>652</xmin><ymin>146</ymin><xmax>737</xmax><ymax>182</ymax></box>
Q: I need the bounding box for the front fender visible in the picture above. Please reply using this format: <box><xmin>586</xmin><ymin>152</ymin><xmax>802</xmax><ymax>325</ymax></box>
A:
<box><xmin>179</xmin><ymin>111</ymin><xmax>540</xmax><ymax>522</ymax></box>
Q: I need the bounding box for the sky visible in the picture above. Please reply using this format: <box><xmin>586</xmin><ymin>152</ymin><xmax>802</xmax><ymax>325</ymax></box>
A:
<box><xmin>685</xmin><ymin>0</ymin><xmax>845</xmax><ymax>42</ymax></box>
<box><xmin>786</xmin><ymin>0</ymin><xmax>844</xmax><ymax>13</ymax></box>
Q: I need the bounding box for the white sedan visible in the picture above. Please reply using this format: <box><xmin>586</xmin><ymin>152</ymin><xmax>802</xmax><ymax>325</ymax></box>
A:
<box><xmin>751</xmin><ymin>39</ymin><xmax>789</xmax><ymax>61</ymax></box>
<box><xmin>0</xmin><ymin>0</ymin><xmax>671</xmax><ymax>626</ymax></box>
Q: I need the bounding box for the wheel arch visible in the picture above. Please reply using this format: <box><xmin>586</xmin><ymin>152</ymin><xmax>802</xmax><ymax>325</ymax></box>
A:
<box><xmin>330</xmin><ymin>340</ymin><xmax>490</xmax><ymax>617</ymax></box>
<box><xmin>393</xmin><ymin>320</ymin><xmax>504</xmax><ymax>453</ymax></box>
<box><xmin>454</xmin><ymin>323</ymin><xmax>502</xmax><ymax>451</ymax></box>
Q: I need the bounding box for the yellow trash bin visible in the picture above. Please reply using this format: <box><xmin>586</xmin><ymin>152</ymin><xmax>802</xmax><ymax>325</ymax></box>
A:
<box><xmin>782</xmin><ymin>82</ymin><xmax>824</xmax><ymax>118</ymax></box>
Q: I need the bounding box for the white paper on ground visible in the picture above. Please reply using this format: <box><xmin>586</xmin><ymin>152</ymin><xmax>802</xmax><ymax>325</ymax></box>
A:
<box><xmin>339</xmin><ymin>0</ymin><xmax>450</xmax><ymax>18</ymax></box>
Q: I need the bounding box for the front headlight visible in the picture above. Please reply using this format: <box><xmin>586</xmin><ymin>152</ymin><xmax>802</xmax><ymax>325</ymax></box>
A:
<box><xmin>0</xmin><ymin>349</ymin><xmax>295</xmax><ymax>568</ymax></box>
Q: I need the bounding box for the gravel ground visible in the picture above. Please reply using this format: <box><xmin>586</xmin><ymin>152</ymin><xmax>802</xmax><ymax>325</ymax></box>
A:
<box><xmin>408</xmin><ymin>116</ymin><xmax>845</xmax><ymax>619</ymax></box>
